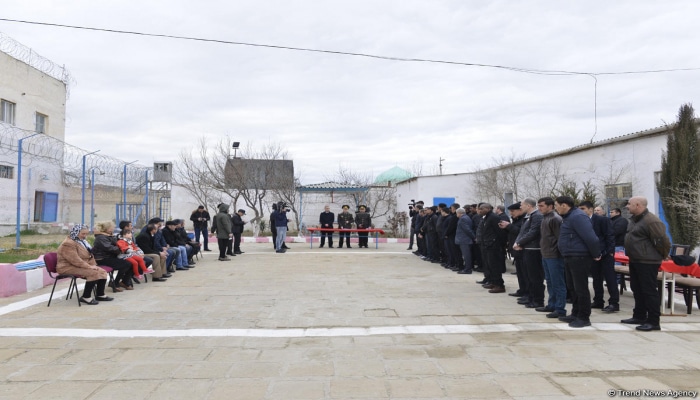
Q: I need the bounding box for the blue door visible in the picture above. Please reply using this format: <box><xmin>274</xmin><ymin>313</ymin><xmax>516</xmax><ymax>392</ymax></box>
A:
<box><xmin>41</xmin><ymin>192</ymin><xmax>59</xmax><ymax>222</ymax></box>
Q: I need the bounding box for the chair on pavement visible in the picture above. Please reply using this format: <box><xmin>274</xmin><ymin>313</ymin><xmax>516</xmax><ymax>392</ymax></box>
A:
<box><xmin>45</xmin><ymin>252</ymin><xmax>83</xmax><ymax>307</ymax></box>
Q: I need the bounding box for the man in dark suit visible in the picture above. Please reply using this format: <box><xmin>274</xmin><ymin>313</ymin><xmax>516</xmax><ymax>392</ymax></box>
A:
<box><xmin>579</xmin><ymin>201</ymin><xmax>618</xmax><ymax>312</ymax></box>
<box><xmin>231</xmin><ymin>209</ymin><xmax>247</xmax><ymax>254</ymax></box>
<box><xmin>479</xmin><ymin>203</ymin><xmax>508</xmax><ymax>293</ymax></box>
<box><xmin>319</xmin><ymin>205</ymin><xmax>335</xmax><ymax>248</ymax></box>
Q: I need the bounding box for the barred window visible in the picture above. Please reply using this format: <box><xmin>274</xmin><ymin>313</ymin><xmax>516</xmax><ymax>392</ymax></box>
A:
<box><xmin>0</xmin><ymin>165</ymin><xmax>14</xmax><ymax>179</ymax></box>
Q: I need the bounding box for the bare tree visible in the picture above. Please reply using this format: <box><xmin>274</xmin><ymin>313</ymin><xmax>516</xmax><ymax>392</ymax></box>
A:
<box><xmin>175</xmin><ymin>137</ymin><xmax>241</xmax><ymax>213</ymax></box>
<box><xmin>470</xmin><ymin>151</ymin><xmax>526</xmax><ymax>204</ymax></box>
<box><xmin>175</xmin><ymin>137</ymin><xmax>294</xmax><ymax>235</ymax></box>
<box><xmin>520</xmin><ymin>158</ymin><xmax>566</xmax><ymax>199</ymax></box>
<box><xmin>326</xmin><ymin>165</ymin><xmax>396</xmax><ymax>221</ymax></box>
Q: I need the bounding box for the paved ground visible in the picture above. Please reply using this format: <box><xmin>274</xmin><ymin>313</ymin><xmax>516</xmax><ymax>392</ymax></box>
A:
<box><xmin>1</xmin><ymin>242</ymin><xmax>699</xmax><ymax>399</ymax></box>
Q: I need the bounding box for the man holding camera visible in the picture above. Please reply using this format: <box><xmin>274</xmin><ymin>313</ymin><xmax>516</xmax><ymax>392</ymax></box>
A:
<box><xmin>408</xmin><ymin>200</ymin><xmax>424</xmax><ymax>250</ymax></box>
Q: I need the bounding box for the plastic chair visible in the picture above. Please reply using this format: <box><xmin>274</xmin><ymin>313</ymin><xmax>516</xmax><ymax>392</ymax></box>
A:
<box><xmin>45</xmin><ymin>252</ymin><xmax>83</xmax><ymax>307</ymax></box>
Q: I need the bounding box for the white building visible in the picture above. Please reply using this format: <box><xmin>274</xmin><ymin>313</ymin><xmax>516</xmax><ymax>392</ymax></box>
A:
<box><xmin>0</xmin><ymin>34</ymin><xmax>71</xmax><ymax>234</ymax></box>
<box><xmin>396</xmin><ymin>122</ymin><xmax>691</xmax><ymax>217</ymax></box>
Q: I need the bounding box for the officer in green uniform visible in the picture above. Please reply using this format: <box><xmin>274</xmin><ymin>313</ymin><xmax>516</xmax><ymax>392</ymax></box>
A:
<box><xmin>337</xmin><ymin>205</ymin><xmax>354</xmax><ymax>248</ymax></box>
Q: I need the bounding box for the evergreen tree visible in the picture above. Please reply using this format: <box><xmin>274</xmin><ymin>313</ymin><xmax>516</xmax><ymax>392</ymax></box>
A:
<box><xmin>658</xmin><ymin>103</ymin><xmax>700</xmax><ymax>246</ymax></box>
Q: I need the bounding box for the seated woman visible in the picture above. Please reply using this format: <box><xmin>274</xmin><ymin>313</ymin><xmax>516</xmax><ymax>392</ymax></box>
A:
<box><xmin>92</xmin><ymin>220</ymin><xmax>134</xmax><ymax>290</ymax></box>
<box><xmin>56</xmin><ymin>224</ymin><xmax>113</xmax><ymax>304</ymax></box>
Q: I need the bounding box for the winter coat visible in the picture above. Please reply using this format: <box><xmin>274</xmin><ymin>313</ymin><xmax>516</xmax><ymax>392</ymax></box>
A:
<box><xmin>213</xmin><ymin>204</ymin><xmax>233</xmax><ymax>239</ymax></box>
<box><xmin>591</xmin><ymin>214</ymin><xmax>615</xmax><ymax>256</ymax></box>
<box><xmin>92</xmin><ymin>232</ymin><xmax>122</xmax><ymax>261</ymax></box>
<box><xmin>455</xmin><ymin>214</ymin><xmax>475</xmax><ymax>245</ymax></box>
<box><xmin>56</xmin><ymin>237</ymin><xmax>108</xmax><ymax>282</ymax></box>
<box><xmin>232</xmin><ymin>214</ymin><xmax>245</xmax><ymax>234</ymax></box>
<box><xmin>624</xmin><ymin>209</ymin><xmax>671</xmax><ymax>264</ymax></box>
<box><xmin>190</xmin><ymin>210</ymin><xmax>211</xmax><ymax>229</ymax></box>
<box><xmin>611</xmin><ymin>215</ymin><xmax>629</xmax><ymax>247</ymax></box>
<box><xmin>515</xmin><ymin>210</ymin><xmax>543</xmax><ymax>250</ymax></box>
<box><xmin>319</xmin><ymin>211</ymin><xmax>335</xmax><ymax>229</ymax></box>
<box><xmin>540</xmin><ymin>212</ymin><xmax>563</xmax><ymax>258</ymax></box>
<box><xmin>558</xmin><ymin>208</ymin><xmax>600</xmax><ymax>258</ymax></box>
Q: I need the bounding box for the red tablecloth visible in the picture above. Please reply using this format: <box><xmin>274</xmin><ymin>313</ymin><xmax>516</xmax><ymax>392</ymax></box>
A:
<box><xmin>615</xmin><ymin>252</ymin><xmax>700</xmax><ymax>278</ymax></box>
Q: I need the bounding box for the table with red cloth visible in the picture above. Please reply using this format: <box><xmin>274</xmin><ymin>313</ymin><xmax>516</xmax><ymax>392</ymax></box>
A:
<box><xmin>306</xmin><ymin>228</ymin><xmax>386</xmax><ymax>249</ymax></box>
<box><xmin>614</xmin><ymin>252</ymin><xmax>700</xmax><ymax>315</ymax></box>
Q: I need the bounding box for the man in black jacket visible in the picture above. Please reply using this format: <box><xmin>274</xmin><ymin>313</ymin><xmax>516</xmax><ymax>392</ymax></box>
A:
<box><xmin>556</xmin><ymin>196</ymin><xmax>601</xmax><ymax>328</ymax></box>
<box><xmin>499</xmin><ymin>202</ymin><xmax>526</xmax><ymax>297</ymax></box>
<box><xmin>479</xmin><ymin>203</ymin><xmax>507</xmax><ymax>293</ymax></box>
<box><xmin>190</xmin><ymin>206</ymin><xmax>211</xmax><ymax>251</ymax></box>
<box><xmin>319</xmin><ymin>205</ymin><xmax>335</xmax><ymax>248</ymax></box>
<box><xmin>610</xmin><ymin>208</ymin><xmax>628</xmax><ymax>250</ymax></box>
<box><xmin>231</xmin><ymin>209</ymin><xmax>247</xmax><ymax>254</ymax></box>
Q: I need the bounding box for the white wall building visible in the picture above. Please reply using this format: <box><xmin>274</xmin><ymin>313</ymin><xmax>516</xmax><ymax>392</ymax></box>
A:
<box><xmin>396</xmin><ymin>123</ymin><xmax>686</xmax><ymax>216</ymax></box>
<box><xmin>0</xmin><ymin>36</ymin><xmax>70</xmax><ymax>235</ymax></box>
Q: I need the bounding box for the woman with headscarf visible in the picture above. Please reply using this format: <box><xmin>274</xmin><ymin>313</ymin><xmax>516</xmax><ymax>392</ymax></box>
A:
<box><xmin>56</xmin><ymin>224</ymin><xmax>113</xmax><ymax>305</ymax></box>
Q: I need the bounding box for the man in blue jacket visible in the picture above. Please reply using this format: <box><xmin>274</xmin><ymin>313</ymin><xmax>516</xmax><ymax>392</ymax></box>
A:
<box><xmin>555</xmin><ymin>196</ymin><xmax>601</xmax><ymax>328</ymax></box>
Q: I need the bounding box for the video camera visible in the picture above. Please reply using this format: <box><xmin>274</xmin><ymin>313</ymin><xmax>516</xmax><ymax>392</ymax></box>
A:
<box><xmin>408</xmin><ymin>199</ymin><xmax>416</xmax><ymax>209</ymax></box>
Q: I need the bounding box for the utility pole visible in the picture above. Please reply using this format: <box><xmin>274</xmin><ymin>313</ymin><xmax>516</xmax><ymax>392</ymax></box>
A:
<box><xmin>439</xmin><ymin>157</ymin><xmax>445</xmax><ymax>175</ymax></box>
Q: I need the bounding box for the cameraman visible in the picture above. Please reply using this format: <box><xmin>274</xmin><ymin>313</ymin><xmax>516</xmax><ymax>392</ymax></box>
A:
<box><xmin>407</xmin><ymin>200</ymin><xmax>424</xmax><ymax>250</ymax></box>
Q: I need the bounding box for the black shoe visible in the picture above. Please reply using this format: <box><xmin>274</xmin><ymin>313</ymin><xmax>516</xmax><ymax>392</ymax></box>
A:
<box><xmin>517</xmin><ymin>298</ymin><xmax>531</xmax><ymax>305</ymax></box>
<box><xmin>476</xmin><ymin>279</ymin><xmax>488</xmax><ymax>285</ymax></box>
<box><xmin>188</xmin><ymin>259</ymin><xmax>196</xmax><ymax>265</ymax></box>
<box><xmin>636</xmin><ymin>323</ymin><xmax>660</xmax><ymax>331</ymax></box>
<box><xmin>163</xmin><ymin>273</ymin><xmax>173</xmax><ymax>278</ymax></box>
<box><xmin>407</xmin><ymin>247</ymin><xmax>413</xmax><ymax>250</ymax></box>
<box><xmin>508</xmin><ymin>292</ymin><xmax>523</xmax><ymax>297</ymax></box>
<box><xmin>95</xmin><ymin>296</ymin><xmax>113</xmax><ymax>301</ymax></box>
<box><xmin>234</xmin><ymin>251</ymin><xmax>244</xmax><ymax>254</ymax></box>
<box><xmin>546</xmin><ymin>312</ymin><xmax>564</xmax><ymax>319</ymax></box>
<box><xmin>276</xmin><ymin>249</ymin><xmax>286</xmax><ymax>253</ymax></box>
<box><xmin>621</xmin><ymin>317</ymin><xmax>646</xmax><ymax>325</ymax></box>
<box><xmin>591</xmin><ymin>302</ymin><xmax>605</xmax><ymax>309</ymax></box>
<box><xmin>329</xmin><ymin>246</ymin><xmax>334</xmax><ymax>248</ymax></box>
<box><xmin>282</xmin><ymin>245</ymin><xmax>290</xmax><ymax>249</ymax></box>
<box><xmin>338</xmin><ymin>246</ymin><xmax>343</xmax><ymax>249</ymax></box>
<box><xmin>152</xmin><ymin>277</ymin><xmax>168</xmax><ymax>282</ymax></box>
<box><xmin>602</xmin><ymin>304</ymin><xmax>620</xmax><ymax>313</ymax></box>
<box><xmin>186</xmin><ymin>265</ymin><xmax>196</xmax><ymax>268</ymax></box>
<box><xmin>176</xmin><ymin>267</ymin><xmax>189</xmax><ymax>270</ymax></box>
<box><xmin>569</xmin><ymin>319</ymin><xmax>591</xmax><ymax>328</ymax></box>
<box><xmin>457</xmin><ymin>269</ymin><xmax>472</xmax><ymax>274</ymax></box>
<box><xmin>347</xmin><ymin>246</ymin><xmax>353</xmax><ymax>249</ymax></box>
<box><xmin>203</xmin><ymin>249</ymin><xmax>212</xmax><ymax>252</ymax></box>
<box><xmin>558</xmin><ymin>315</ymin><xmax>576</xmax><ymax>323</ymax></box>
<box><xmin>525</xmin><ymin>303</ymin><xmax>544</xmax><ymax>309</ymax></box>
<box><xmin>226</xmin><ymin>253</ymin><xmax>234</xmax><ymax>256</ymax></box>
<box><xmin>79</xmin><ymin>297</ymin><xmax>99</xmax><ymax>305</ymax></box>
<box><xmin>535</xmin><ymin>306</ymin><xmax>554</xmax><ymax>312</ymax></box>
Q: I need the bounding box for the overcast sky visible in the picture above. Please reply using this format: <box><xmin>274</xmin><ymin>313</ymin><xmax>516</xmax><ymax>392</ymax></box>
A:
<box><xmin>2</xmin><ymin>1</ymin><xmax>699</xmax><ymax>184</ymax></box>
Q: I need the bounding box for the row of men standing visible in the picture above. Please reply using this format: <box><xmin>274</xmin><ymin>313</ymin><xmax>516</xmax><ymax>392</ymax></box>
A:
<box><xmin>409</xmin><ymin>196</ymin><xmax>670</xmax><ymax>331</ymax></box>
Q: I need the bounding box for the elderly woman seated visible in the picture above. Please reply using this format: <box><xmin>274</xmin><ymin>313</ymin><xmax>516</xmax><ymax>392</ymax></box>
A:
<box><xmin>57</xmin><ymin>224</ymin><xmax>113</xmax><ymax>304</ymax></box>
<box><xmin>93</xmin><ymin>220</ymin><xmax>134</xmax><ymax>290</ymax></box>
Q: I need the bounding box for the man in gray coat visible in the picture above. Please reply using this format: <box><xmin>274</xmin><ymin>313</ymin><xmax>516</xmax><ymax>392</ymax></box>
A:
<box><xmin>212</xmin><ymin>204</ymin><xmax>233</xmax><ymax>261</ymax></box>
<box><xmin>455</xmin><ymin>208</ymin><xmax>475</xmax><ymax>274</ymax></box>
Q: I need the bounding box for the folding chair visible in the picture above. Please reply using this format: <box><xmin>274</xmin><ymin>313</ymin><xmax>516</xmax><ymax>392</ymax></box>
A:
<box><xmin>44</xmin><ymin>252</ymin><xmax>83</xmax><ymax>307</ymax></box>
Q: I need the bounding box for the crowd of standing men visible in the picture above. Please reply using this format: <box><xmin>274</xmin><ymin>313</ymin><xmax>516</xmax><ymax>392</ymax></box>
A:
<box><xmin>408</xmin><ymin>196</ymin><xmax>670</xmax><ymax>331</ymax></box>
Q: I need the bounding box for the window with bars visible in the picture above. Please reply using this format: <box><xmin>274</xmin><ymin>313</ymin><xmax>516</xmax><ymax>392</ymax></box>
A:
<box><xmin>1</xmin><ymin>100</ymin><xmax>16</xmax><ymax>125</ymax></box>
<box><xmin>0</xmin><ymin>165</ymin><xmax>13</xmax><ymax>179</ymax></box>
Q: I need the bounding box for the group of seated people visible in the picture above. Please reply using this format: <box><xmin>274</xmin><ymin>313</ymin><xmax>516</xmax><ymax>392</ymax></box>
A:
<box><xmin>55</xmin><ymin>217</ymin><xmax>200</xmax><ymax>305</ymax></box>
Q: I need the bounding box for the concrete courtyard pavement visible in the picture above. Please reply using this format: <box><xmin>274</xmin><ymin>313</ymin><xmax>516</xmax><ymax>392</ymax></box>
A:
<box><xmin>1</xmin><ymin>242</ymin><xmax>699</xmax><ymax>399</ymax></box>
